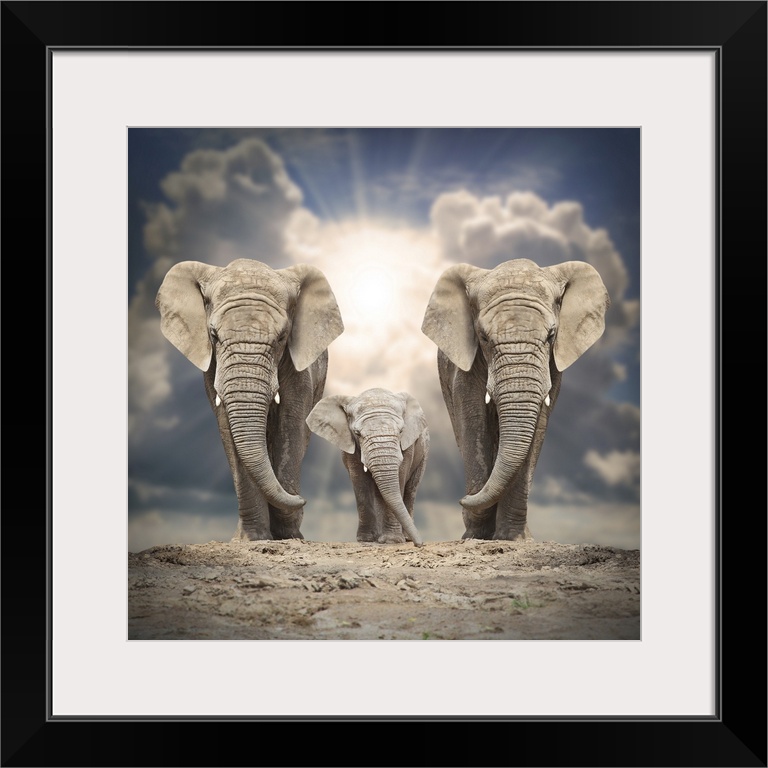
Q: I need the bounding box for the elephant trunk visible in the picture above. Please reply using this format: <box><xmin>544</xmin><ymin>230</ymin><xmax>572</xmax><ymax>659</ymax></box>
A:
<box><xmin>221</xmin><ymin>353</ymin><xmax>304</xmax><ymax>512</ymax></box>
<box><xmin>365</xmin><ymin>441</ymin><xmax>424</xmax><ymax>547</ymax></box>
<box><xmin>461</xmin><ymin>345</ymin><xmax>545</xmax><ymax>513</ymax></box>
<box><xmin>228</xmin><ymin>400</ymin><xmax>305</xmax><ymax>511</ymax></box>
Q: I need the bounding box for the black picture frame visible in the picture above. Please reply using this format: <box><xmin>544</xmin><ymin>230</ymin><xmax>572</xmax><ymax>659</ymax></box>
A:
<box><xmin>3</xmin><ymin>2</ymin><xmax>765</xmax><ymax>766</ymax></box>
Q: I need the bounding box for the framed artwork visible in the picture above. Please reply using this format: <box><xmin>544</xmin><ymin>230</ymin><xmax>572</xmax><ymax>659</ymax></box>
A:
<box><xmin>6</xmin><ymin>1</ymin><xmax>764</xmax><ymax>765</ymax></box>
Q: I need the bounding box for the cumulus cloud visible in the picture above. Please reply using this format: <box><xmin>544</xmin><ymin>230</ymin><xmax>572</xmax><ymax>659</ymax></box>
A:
<box><xmin>128</xmin><ymin>257</ymin><xmax>174</xmax><ymax>428</ymax></box>
<box><xmin>141</xmin><ymin>137</ymin><xmax>304</xmax><ymax>268</ymax></box>
<box><xmin>532</xmin><ymin>476</ymin><xmax>595</xmax><ymax>505</ymax></box>
<box><xmin>432</xmin><ymin>189</ymin><xmax>629</xmax><ymax>295</ymax></box>
<box><xmin>537</xmin><ymin>396</ymin><xmax>640</xmax><ymax>506</ymax></box>
<box><xmin>583</xmin><ymin>449</ymin><xmax>641</xmax><ymax>489</ymax></box>
<box><xmin>148</xmin><ymin>138</ymin><xmax>303</xmax><ymax>264</ymax></box>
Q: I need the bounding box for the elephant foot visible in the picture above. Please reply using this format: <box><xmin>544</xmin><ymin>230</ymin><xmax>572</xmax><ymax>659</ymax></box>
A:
<box><xmin>492</xmin><ymin>525</ymin><xmax>532</xmax><ymax>542</ymax></box>
<box><xmin>357</xmin><ymin>531</ymin><xmax>379</xmax><ymax>542</ymax></box>
<box><xmin>269</xmin><ymin>508</ymin><xmax>304</xmax><ymax>540</ymax></box>
<box><xmin>233</xmin><ymin>525</ymin><xmax>273</xmax><ymax>542</ymax></box>
<box><xmin>378</xmin><ymin>532</ymin><xmax>406</xmax><ymax>545</ymax></box>
<box><xmin>462</xmin><ymin>507</ymin><xmax>496</xmax><ymax>540</ymax></box>
<box><xmin>462</xmin><ymin>525</ymin><xmax>495</xmax><ymax>540</ymax></box>
<box><xmin>271</xmin><ymin>525</ymin><xmax>304</xmax><ymax>540</ymax></box>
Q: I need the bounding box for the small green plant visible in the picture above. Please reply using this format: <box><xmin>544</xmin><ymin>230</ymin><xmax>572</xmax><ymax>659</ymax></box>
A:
<box><xmin>510</xmin><ymin>595</ymin><xmax>534</xmax><ymax>610</ymax></box>
<box><xmin>421</xmin><ymin>632</ymin><xmax>432</xmax><ymax>640</ymax></box>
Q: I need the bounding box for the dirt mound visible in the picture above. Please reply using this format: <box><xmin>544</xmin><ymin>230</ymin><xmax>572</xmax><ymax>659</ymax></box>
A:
<box><xmin>128</xmin><ymin>538</ymin><xmax>640</xmax><ymax>640</ymax></box>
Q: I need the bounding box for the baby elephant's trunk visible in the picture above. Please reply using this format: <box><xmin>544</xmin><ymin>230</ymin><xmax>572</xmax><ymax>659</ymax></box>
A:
<box><xmin>368</xmin><ymin>463</ymin><xmax>424</xmax><ymax>547</ymax></box>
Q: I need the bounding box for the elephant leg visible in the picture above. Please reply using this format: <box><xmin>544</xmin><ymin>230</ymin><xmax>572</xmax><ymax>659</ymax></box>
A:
<box><xmin>402</xmin><ymin>460</ymin><xmax>424</xmax><ymax>518</ymax></box>
<box><xmin>400</xmin><ymin>471</ymin><xmax>422</xmax><ymax>543</ymax></box>
<box><xmin>493</xmin><ymin>468</ymin><xmax>534</xmax><ymax>541</ymax></box>
<box><xmin>204</xmin><ymin>367</ymin><xmax>272</xmax><ymax>540</ymax></box>
<box><xmin>401</xmin><ymin>446</ymin><xmax>426</xmax><ymax>542</ymax></box>
<box><xmin>266</xmin><ymin>353</ymin><xmax>328</xmax><ymax>539</ymax></box>
<box><xmin>438</xmin><ymin>351</ymin><xmax>497</xmax><ymax>539</ymax></box>
<box><xmin>378</xmin><ymin>507</ymin><xmax>407</xmax><ymax>544</ymax></box>
<box><xmin>494</xmin><ymin>367</ymin><xmax>562</xmax><ymax>541</ymax></box>
<box><xmin>344</xmin><ymin>452</ymin><xmax>380</xmax><ymax>542</ymax></box>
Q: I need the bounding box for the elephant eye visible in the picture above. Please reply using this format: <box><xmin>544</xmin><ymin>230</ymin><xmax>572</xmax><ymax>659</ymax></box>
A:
<box><xmin>209</xmin><ymin>328</ymin><xmax>219</xmax><ymax>343</ymax></box>
<box><xmin>547</xmin><ymin>328</ymin><xmax>556</xmax><ymax>342</ymax></box>
<box><xmin>478</xmin><ymin>331</ymin><xmax>489</xmax><ymax>344</ymax></box>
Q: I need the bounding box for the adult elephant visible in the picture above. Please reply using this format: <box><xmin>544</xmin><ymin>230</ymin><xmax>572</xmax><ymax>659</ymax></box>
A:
<box><xmin>421</xmin><ymin>258</ymin><xmax>609</xmax><ymax>541</ymax></box>
<box><xmin>156</xmin><ymin>258</ymin><xmax>344</xmax><ymax>541</ymax></box>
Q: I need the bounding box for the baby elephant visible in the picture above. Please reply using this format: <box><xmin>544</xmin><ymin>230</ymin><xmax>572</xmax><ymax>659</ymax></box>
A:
<box><xmin>307</xmin><ymin>388</ymin><xmax>429</xmax><ymax>547</ymax></box>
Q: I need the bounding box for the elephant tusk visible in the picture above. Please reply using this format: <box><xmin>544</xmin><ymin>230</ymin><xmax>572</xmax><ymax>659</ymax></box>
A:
<box><xmin>274</xmin><ymin>392</ymin><xmax>280</xmax><ymax>405</ymax></box>
<box><xmin>215</xmin><ymin>393</ymin><xmax>221</xmax><ymax>407</ymax></box>
<box><xmin>485</xmin><ymin>391</ymin><xmax>491</xmax><ymax>405</ymax></box>
<box><xmin>363</xmin><ymin>464</ymin><xmax>368</xmax><ymax>473</ymax></box>
<box><xmin>544</xmin><ymin>393</ymin><xmax>551</xmax><ymax>407</ymax></box>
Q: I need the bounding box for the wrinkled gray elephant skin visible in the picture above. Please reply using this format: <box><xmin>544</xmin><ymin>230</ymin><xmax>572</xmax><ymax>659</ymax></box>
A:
<box><xmin>421</xmin><ymin>258</ymin><xmax>609</xmax><ymax>541</ymax></box>
<box><xmin>156</xmin><ymin>258</ymin><xmax>344</xmax><ymax>541</ymax></box>
<box><xmin>307</xmin><ymin>388</ymin><xmax>429</xmax><ymax>547</ymax></box>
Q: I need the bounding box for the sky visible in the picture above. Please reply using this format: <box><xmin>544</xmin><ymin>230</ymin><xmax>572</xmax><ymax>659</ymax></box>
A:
<box><xmin>128</xmin><ymin>128</ymin><xmax>640</xmax><ymax>552</ymax></box>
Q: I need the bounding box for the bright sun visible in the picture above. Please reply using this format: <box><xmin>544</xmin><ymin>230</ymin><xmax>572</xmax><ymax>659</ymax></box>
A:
<box><xmin>332</xmin><ymin>227</ymin><xmax>402</xmax><ymax>323</ymax></box>
<box><xmin>307</xmin><ymin>221</ymin><xmax>443</xmax><ymax>393</ymax></box>
<box><xmin>351</xmin><ymin>262</ymin><xmax>396</xmax><ymax>317</ymax></box>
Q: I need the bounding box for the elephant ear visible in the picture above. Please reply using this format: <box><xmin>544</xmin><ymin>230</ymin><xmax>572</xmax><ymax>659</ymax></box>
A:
<box><xmin>155</xmin><ymin>261</ymin><xmax>219</xmax><ymax>371</ymax></box>
<box><xmin>397</xmin><ymin>392</ymin><xmax>427</xmax><ymax>450</ymax></box>
<box><xmin>279</xmin><ymin>264</ymin><xmax>345</xmax><ymax>372</ymax></box>
<box><xmin>547</xmin><ymin>261</ymin><xmax>611</xmax><ymax>371</ymax></box>
<box><xmin>306</xmin><ymin>395</ymin><xmax>355</xmax><ymax>454</ymax></box>
<box><xmin>421</xmin><ymin>263</ymin><xmax>488</xmax><ymax>371</ymax></box>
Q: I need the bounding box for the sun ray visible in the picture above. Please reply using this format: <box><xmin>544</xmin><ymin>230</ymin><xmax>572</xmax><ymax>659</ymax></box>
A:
<box><xmin>301</xmin><ymin>221</ymin><xmax>443</xmax><ymax>395</ymax></box>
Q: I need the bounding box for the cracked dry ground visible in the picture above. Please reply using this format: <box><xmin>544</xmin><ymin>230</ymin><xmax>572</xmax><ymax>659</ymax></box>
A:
<box><xmin>128</xmin><ymin>539</ymin><xmax>640</xmax><ymax>640</ymax></box>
